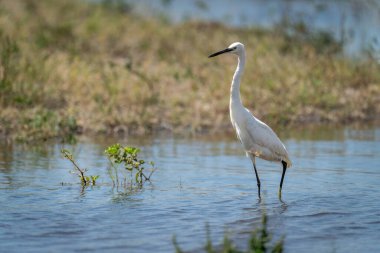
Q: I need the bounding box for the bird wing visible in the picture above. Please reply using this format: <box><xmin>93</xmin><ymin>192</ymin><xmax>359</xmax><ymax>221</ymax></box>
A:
<box><xmin>244</xmin><ymin>108</ymin><xmax>292</xmax><ymax>167</ymax></box>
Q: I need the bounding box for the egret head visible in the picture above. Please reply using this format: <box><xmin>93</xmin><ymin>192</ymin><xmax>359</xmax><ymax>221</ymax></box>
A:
<box><xmin>208</xmin><ymin>42</ymin><xmax>245</xmax><ymax>58</ymax></box>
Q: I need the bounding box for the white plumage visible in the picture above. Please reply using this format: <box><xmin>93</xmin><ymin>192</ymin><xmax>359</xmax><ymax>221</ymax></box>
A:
<box><xmin>209</xmin><ymin>42</ymin><xmax>291</xmax><ymax>198</ymax></box>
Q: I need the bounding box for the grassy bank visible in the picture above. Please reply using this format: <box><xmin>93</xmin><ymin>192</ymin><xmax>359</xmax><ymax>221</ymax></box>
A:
<box><xmin>1</xmin><ymin>0</ymin><xmax>379</xmax><ymax>142</ymax></box>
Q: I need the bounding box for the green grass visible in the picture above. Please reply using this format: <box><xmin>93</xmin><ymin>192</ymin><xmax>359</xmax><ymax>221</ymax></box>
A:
<box><xmin>0</xmin><ymin>0</ymin><xmax>379</xmax><ymax>142</ymax></box>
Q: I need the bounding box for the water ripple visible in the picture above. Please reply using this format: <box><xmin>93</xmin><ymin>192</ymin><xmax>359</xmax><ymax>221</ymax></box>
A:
<box><xmin>0</xmin><ymin>129</ymin><xmax>380</xmax><ymax>252</ymax></box>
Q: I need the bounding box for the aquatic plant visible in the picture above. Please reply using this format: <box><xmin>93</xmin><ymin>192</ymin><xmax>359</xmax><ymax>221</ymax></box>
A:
<box><xmin>61</xmin><ymin>149</ymin><xmax>99</xmax><ymax>185</ymax></box>
<box><xmin>105</xmin><ymin>144</ymin><xmax>156</xmax><ymax>186</ymax></box>
<box><xmin>60</xmin><ymin>144</ymin><xmax>156</xmax><ymax>188</ymax></box>
<box><xmin>173</xmin><ymin>213</ymin><xmax>283</xmax><ymax>253</ymax></box>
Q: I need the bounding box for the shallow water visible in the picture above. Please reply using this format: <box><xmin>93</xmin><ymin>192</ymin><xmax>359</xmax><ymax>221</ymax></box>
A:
<box><xmin>1</xmin><ymin>127</ymin><xmax>380</xmax><ymax>252</ymax></box>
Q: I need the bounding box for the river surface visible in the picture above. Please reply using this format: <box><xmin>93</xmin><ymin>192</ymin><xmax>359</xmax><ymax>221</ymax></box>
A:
<box><xmin>1</xmin><ymin>127</ymin><xmax>380</xmax><ymax>252</ymax></box>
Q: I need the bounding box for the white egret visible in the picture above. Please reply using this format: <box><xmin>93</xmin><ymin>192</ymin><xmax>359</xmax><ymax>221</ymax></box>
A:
<box><xmin>209</xmin><ymin>42</ymin><xmax>292</xmax><ymax>198</ymax></box>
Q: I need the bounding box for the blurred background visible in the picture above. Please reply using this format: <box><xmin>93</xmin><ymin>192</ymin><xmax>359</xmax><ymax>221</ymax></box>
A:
<box><xmin>130</xmin><ymin>0</ymin><xmax>380</xmax><ymax>59</ymax></box>
<box><xmin>0</xmin><ymin>0</ymin><xmax>379</xmax><ymax>142</ymax></box>
<box><xmin>1</xmin><ymin>2</ymin><xmax>380</xmax><ymax>253</ymax></box>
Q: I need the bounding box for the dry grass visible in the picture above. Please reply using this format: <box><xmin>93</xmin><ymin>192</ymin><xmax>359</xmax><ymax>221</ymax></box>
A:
<box><xmin>0</xmin><ymin>0</ymin><xmax>379</xmax><ymax>141</ymax></box>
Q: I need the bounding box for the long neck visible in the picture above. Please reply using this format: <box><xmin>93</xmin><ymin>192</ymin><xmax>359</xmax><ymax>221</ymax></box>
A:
<box><xmin>230</xmin><ymin>53</ymin><xmax>245</xmax><ymax>106</ymax></box>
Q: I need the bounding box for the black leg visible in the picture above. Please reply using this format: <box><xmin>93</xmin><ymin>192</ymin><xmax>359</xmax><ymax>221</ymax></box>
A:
<box><xmin>279</xmin><ymin>161</ymin><xmax>287</xmax><ymax>197</ymax></box>
<box><xmin>250</xmin><ymin>155</ymin><xmax>261</xmax><ymax>199</ymax></box>
<box><xmin>253</xmin><ymin>162</ymin><xmax>261</xmax><ymax>198</ymax></box>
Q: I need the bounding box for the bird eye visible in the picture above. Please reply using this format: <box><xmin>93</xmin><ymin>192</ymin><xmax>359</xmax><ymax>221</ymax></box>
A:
<box><xmin>233</xmin><ymin>47</ymin><xmax>237</xmax><ymax>50</ymax></box>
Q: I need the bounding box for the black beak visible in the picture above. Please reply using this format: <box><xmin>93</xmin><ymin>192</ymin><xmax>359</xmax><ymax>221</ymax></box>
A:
<box><xmin>208</xmin><ymin>48</ymin><xmax>233</xmax><ymax>58</ymax></box>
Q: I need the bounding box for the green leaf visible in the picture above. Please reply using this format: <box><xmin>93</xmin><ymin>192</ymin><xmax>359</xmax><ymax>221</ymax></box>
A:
<box><xmin>104</xmin><ymin>143</ymin><xmax>156</xmax><ymax>185</ymax></box>
<box><xmin>125</xmin><ymin>146</ymin><xmax>140</xmax><ymax>155</ymax></box>
<box><xmin>105</xmin><ymin>143</ymin><xmax>121</xmax><ymax>156</ymax></box>
<box><xmin>135</xmin><ymin>171</ymin><xmax>141</xmax><ymax>183</ymax></box>
<box><xmin>61</xmin><ymin>148</ymin><xmax>71</xmax><ymax>155</ymax></box>
<box><xmin>61</xmin><ymin>149</ymin><xmax>73</xmax><ymax>160</ymax></box>
<box><xmin>91</xmin><ymin>175</ymin><xmax>99</xmax><ymax>185</ymax></box>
